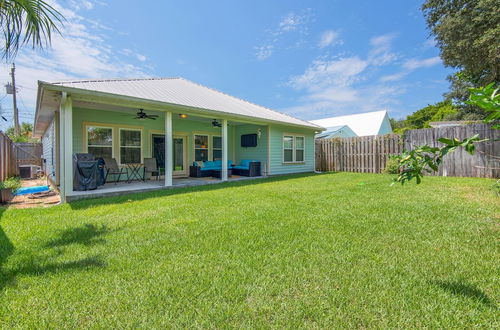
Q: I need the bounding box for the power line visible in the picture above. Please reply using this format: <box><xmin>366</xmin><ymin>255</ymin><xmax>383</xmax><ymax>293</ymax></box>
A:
<box><xmin>16</xmin><ymin>84</ymin><xmax>37</xmax><ymax>91</ymax></box>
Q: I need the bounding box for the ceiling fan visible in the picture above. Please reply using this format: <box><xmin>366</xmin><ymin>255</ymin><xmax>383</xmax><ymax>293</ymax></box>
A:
<box><xmin>212</xmin><ymin>119</ymin><xmax>222</xmax><ymax>127</ymax></box>
<box><xmin>132</xmin><ymin>109</ymin><xmax>158</xmax><ymax>120</ymax></box>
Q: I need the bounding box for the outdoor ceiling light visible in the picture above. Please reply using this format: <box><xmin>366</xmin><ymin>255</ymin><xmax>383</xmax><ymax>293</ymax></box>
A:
<box><xmin>179</xmin><ymin>114</ymin><xmax>188</xmax><ymax>119</ymax></box>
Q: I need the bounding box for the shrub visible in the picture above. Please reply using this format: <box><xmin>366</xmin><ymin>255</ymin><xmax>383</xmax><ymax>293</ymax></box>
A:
<box><xmin>0</xmin><ymin>177</ymin><xmax>21</xmax><ymax>192</ymax></box>
<box><xmin>383</xmin><ymin>156</ymin><xmax>400</xmax><ymax>174</ymax></box>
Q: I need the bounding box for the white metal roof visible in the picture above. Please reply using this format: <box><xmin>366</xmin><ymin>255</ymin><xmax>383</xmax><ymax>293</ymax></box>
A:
<box><xmin>310</xmin><ymin>110</ymin><xmax>389</xmax><ymax>136</ymax></box>
<box><xmin>45</xmin><ymin>77</ymin><xmax>320</xmax><ymax>129</ymax></box>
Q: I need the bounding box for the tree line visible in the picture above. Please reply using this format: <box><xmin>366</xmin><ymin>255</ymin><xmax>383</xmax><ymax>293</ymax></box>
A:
<box><xmin>391</xmin><ymin>0</ymin><xmax>499</xmax><ymax>134</ymax></box>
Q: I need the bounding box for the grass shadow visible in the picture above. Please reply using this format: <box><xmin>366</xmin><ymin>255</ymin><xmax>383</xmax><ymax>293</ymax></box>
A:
<box><xmin>1</xmin><ymin>255</ymin><xmax>106</xmax><ymax>291</ymax></box>
<box><xmin>68</xmin><ymin>172</ymin><xmax>325</xmax><ymax>210</ymax></box>
<box><xmin>14</xmin><ymin>255</ymin><xmax>106</xmax><ymax>276</ymax></box>
<box><xmin>1</xmin><ymin>222</ymin><xmax>108</xmax><ymax>292</ymax></box>
<box><xmin>430</xmin><ymin>280</ymin><xmax>495</xmax><ymax>307</ymax></box>
<box><xmin>44</xmin><ymin>223</ymin><xmax>114</xmax><ymax>248</ymax></box>
<box><xmin>0</xmin><ymin>226</ymin><xmax>14</xmax><ymax>267</ymax></box>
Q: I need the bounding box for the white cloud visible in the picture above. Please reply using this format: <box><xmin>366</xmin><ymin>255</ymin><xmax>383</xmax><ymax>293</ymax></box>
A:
<box><xmin>318</xmin><ymin>30</ymin><xmax>342</xmax><ymax>48</ymax></box>
<box><xmin>289</xmin><ymin>56</ymin><xmax>368</xmax><ymax>90</ymax></box>
<box><xmin>255</xmin><ymin>45</ymin><xmax>274</xmax><ymax>61</ymax></box>
<box><xmin>368</xmin><ymin>33</ymin><xmax>399</xmax><ymax>65</ymax></box>
<box><xmin>310</xmin><ymin>86</ymin><xmax>359</xmax><ymax>102</ymax></box>
<box><xmin>422</xmin><ymin>38</ymin><xmax>437</xmax><ymax>49</ymax></box>
<box><xmin>120</xmin><ymin>48</ymin><xmax>148</xmax><ymax>62</ymax></box>
<box><xmin>0</xmin><ymin>0</ymin><xmax>152</xmax><ymax>131</ymax></box>
<box><xmin>402</xmin><ymin>57</ymin><xmax>441</xmax><ymax>70</ymax></box>
<box><xmin>279</xmin><ymin>13</ymin><xmax>303</xmax><ymax>32</ymax></box>
<box><xmin>380</xmin><ymin>56</ymin><xmax>441</xmax><ymax>82</ymax></box>
<box><xmin>277</xmin><ymin>11</ymin><xmax>312</xmax><ymax>34</ymax></box>
<box><xmin>379</xmin><ymin>72</ymin><xmax>406</xmax><ymax>82</ymax></box>
<box><xmin>283</xmin><ymin>32</ymin><xmax>444</xmax><ymax>120</ymax></box>
<box><xmin>254</xmin><ymin>9</ymin><xmax>313</xmax><ymax>61</ymax></box>
<box><xmin>282</xmin><ymin>34</ymin><xmax>409</xmax><ymax>119</ymax></box>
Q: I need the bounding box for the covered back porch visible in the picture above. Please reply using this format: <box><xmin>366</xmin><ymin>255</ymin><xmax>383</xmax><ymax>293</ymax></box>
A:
<box><xmin>55</xmin><ymin>94</ymin><xmax>269</xmax><ymax>201</ymax></box>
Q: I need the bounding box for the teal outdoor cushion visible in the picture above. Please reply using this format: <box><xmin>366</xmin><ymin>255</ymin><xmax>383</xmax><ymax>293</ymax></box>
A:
<box><xmin>194</xmin><ymin>160</ymin><xmax>233</xmax><ymax>170</ymax></box>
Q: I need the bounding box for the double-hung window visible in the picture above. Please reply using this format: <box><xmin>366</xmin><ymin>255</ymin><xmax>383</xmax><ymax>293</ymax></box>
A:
<box><xmin>120</xmin><ymin>129</ymin><xmax>142</xmax><ymax>164</ymax></box>
<box><xmin>283</xmin><ymin>134</ymin><xmax>305</xmax><ymax>163</ymax></box>
<box><xmin>87</xmin><ymin>126</ymin><xmax>113</xmax><ymax>159</ymax></box>
<box><xmin>194</xmin><ymin>134</ymin><xmax>209</xmax><ymax>161</ymax></box>
<box><xmin>283</xmin><ymin>135</ymin><xmax>294</xmax><ymax>162</ymax></box>
<box><xmin>212</xmin><ymin>136</ymin><xmax>222</xmax><ymax>160</ymax></box>
<box><xmin>295</xmin><ymin>136</ymin><xmax>304</xmax><ymax>162</ymax></box>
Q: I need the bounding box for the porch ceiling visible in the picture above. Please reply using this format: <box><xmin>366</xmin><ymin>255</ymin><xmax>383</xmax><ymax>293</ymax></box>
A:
<box><xmin>73</xmin><ymin>100</ymin><xmax>250</xmax><ymax>126</ymax></box>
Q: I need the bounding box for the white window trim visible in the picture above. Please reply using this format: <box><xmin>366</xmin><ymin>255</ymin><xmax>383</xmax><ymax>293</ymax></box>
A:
<box><xmin>119</xmin><ymin>128</ymin><xmax>143</xmax><ymax>165</ymax></box>
<box><xmin>295</xmin><ymin>136</ymin><xmax>305</xmax><ymax>162</ymax></box>
<box><xmin>193</xmin><ymin>133</ymin><xmax>209</xmax><ymax>162</ymax></box>
<box><xmin>193</xmin><ymin>133</ymin><xmax>221</xmax><ymax>162</ymax></box>
<box><xmin>282</xmin><ymin>133</ymin><xmax>305</xmax><ymax>164</ymax></box>
<box><xmin>85</xmin><ymin>125</ymin><xmax>114</xmax><ymax>158</ymax></box>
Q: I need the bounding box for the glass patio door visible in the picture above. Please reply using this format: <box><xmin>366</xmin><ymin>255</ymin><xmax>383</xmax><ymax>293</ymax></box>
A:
<box><xmin>172</xmin><ymin>136</ymin><xmax>187</xmax><ymax>176</ymax></box>
<box><xmin>152</xmin><ymin>134</ymin><xmax>187</xmax><ymax>177</ymax></box>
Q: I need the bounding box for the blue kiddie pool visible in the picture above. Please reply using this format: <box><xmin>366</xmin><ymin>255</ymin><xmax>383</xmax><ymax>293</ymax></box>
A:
<box><xmin>14</xmin><ymin>185</ymin><xmax>50</xmax><ymax>196</ymax></box>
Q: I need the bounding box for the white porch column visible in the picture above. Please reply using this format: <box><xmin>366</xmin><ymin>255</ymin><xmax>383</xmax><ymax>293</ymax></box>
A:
<box><xmin>165</xmin><ymin>111</ymin><xmax>173</xmax><ymax>187</ymax></box>
<box><xmin>221</xmin><ymin>119</ymin><xmax>228</xmax><ymax>181</ymax></box>
<box><xmin>59</xmin><ymin>93</ymin><xmax>73</xmax><ymax>201</ymax></box>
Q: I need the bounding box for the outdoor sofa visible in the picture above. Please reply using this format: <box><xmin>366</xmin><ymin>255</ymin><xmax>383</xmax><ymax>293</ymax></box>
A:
<box><xmin>231</xmin><ymin>160</ymin><xmax>261</xmax><ymax>177</ymax></box>
<box><xmin>190</xmin><ymin>160</ymin><xmax>261</xmax><ymax>177</ymax></box>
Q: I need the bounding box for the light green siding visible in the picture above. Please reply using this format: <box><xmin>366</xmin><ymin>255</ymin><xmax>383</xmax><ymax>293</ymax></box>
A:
<box><xmin>234</xmin><ymin>124</ymin><xmax>268</xmax><ymax>172</ymax></box>
<box><xmin>269</xmin><ymin>125</ymin><xmax>316</xmax><ymax>175</ymax></box>
<box><xmin>72</xmin><ymin>107</ymin><xmax>235</xmax><ymax>168</ymax></box>
<box><xmin>71</xmin><ymin>107</ymin><xmax>316</xmax><ymax>178</ymax></box>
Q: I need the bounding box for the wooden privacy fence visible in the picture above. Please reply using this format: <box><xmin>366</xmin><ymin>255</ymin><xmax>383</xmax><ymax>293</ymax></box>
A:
<box><xmin>403</xmin><ymin>123</ymin><xmax>499</xmax><ymax>178</ymax></box>
<box><xmin>315</xmin><ymin>124</ymin><xmax>499</xmax><ymax>178</ymax></box>
<box><xmin>15</xmin><ymin>142</ymin><xmax>42</xmax><ymax>166</ymax></box>
<box><xmin>0</xmin><ymin>131</ymin><xmax>18</xmax><ymax>181</ymax></box>
<box><xmin>315</xmin><ymin>134</ymin><xmax>402</xmax><ymax>173</ymax></box>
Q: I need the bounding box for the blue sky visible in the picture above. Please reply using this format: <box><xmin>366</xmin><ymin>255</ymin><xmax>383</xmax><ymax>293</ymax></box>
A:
<box><xmin>0</xmin><ymin>0</ymin><xmax>454</xmax><ymax>131</ymax></box>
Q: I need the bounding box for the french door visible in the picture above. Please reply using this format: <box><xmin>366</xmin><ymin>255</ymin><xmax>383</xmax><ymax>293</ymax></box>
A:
<box><xmin>151</xmin><ymin>134</ymin><xmax>187</xmax><ymax>177</ymax></box>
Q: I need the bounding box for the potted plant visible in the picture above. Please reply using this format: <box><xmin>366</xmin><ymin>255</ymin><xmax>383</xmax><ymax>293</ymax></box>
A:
<box><xmin>0</xmin><ymin>177</ymin><xmax>21</xmax><ymax>203</ymax></box>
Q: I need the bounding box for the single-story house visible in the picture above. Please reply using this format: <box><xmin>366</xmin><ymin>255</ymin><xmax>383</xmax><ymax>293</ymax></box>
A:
<box><xmin>310</xmin><ymin>110</ymin><xmax>392</xmax><ymax>137</ymax></box>
<box><xmin>34</xmin><ymin>77</ymin><xmax>324</xmax><ymax>202</ymax></box>
<box><xmin>314</xmin><ymin>125</ymin><xmax>357</xmax><ymax>139</ymax></box>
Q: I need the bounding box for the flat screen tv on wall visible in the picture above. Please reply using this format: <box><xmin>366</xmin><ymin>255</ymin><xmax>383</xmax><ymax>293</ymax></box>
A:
<box><xmin>241</xmin><ymin>134</ymin><xmax>257</xmax><ymax>147</ymax></box>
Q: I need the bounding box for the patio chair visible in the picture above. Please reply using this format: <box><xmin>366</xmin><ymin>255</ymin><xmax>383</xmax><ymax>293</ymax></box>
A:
<box><xmin>143</xmin><ymin>157</ymin><xmax>163</xmax><ymax>181</ymax></box>
<box><xmin>103</xmin><ymin>158</ymin><xmax>128</xmax><ymax>184</ymax></box>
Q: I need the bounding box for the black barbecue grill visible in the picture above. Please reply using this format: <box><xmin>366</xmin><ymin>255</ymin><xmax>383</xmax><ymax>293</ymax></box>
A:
<box><xmin>73</xmin><ymin>153</ymin><xmax>105</xmax><ymax>191</ymax></box>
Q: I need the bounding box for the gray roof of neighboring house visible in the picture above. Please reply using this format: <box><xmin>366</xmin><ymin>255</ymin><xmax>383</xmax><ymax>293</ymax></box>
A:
<box><xmin>42</xmin><ymin>77</ymin><xmax>321</xmax><ymax>130</ymax></box>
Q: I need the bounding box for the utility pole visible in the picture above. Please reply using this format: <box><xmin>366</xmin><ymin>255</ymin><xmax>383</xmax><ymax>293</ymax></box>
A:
<box><xmin>10</xmin><ymin>63</ymin><xmax>20</xmax><ymax>136</ymax></box>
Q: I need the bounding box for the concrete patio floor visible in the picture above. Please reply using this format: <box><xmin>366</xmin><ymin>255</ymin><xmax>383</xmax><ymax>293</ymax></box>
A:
<box><xmin>66</xmin><ymin>175</ymin><xmax>265</xmax><ymax>202</ymax></box>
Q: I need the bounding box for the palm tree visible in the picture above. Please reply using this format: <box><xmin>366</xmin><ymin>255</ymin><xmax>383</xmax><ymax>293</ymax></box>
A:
<box><xmin>0</xmin><ymin>0</ymin><xmax>63</xmax><ymax>60</ymax></box>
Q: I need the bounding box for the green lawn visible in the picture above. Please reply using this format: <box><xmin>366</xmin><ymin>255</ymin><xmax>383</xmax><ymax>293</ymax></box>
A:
<box><xmin>0</xmin><ymin>173</ymin><xmax>498</xmax><ymax>328</ymax></box>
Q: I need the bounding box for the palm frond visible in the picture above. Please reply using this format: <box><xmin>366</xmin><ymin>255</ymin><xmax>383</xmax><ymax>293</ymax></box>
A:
<box><xmin>0</xmin><ymin>0</ymin><xmax>64</xmax><ymax>61</ymax></box>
